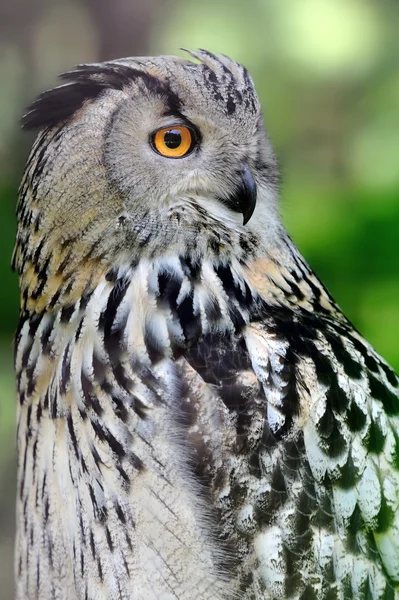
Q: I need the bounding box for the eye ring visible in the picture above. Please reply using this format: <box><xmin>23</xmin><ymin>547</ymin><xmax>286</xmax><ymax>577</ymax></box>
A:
<box><xmin>150</xmin><ymin>125</ymin><xmax>196</xmax><ymax>158</ymax></box>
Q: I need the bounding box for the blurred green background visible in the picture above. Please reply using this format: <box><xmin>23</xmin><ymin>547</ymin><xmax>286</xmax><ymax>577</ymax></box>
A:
<box><xmin>1</xmin><ymin>0</ymin><xmax>398</xmax><ymax>596</ymax></box>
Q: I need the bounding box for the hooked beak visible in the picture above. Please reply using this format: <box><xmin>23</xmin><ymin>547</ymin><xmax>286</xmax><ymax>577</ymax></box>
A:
<box><xmin>226</xmin><ymin>164</ymin><xmax>257</xmax><ymax>225</ymax></box>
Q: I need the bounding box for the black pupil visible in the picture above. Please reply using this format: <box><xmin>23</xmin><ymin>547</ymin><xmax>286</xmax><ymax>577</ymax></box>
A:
<box><xmin>164</xmin><ymin>129</ymin><xmax>182</xmax><ymax>149</ymax></box>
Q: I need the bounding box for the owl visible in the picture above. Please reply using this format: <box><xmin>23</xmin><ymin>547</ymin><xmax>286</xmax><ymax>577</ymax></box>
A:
<box><xmin>13</xmin><ymin>49</ymin><xmax>399</xmax><ymax>600</ymax></box>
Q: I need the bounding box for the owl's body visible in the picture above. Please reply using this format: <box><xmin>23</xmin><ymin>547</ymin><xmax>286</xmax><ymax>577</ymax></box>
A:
<box><xmin>13</xmin><ymin>51</ymin><xmax>399</xmax><ymax>600</ymax></box>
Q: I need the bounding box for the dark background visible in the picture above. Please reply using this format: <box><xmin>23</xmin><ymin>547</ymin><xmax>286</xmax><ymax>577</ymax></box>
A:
<box><xmin>1</xmin><ymin>0</ymin><xmax>399</xmax><ymax>596</ymax></box>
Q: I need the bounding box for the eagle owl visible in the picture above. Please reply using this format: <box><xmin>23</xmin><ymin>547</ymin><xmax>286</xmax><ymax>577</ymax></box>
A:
<box><xmin>13</xmin><ymin>49</ymin><xmax>399</xmax><ymax>600</ymax></box>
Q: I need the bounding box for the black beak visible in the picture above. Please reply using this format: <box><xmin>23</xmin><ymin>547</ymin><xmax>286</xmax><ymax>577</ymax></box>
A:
<box><xmin>226</xmin><ymin>164</ymin><xmax>257</xmax><ymax>225</ymax></box>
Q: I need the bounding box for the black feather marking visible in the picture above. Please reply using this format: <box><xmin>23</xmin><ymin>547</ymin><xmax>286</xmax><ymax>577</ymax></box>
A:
<box><xmin>269</xmin><ymin>463</ymin><xmax>288</xmax><ymax>511</ymax></box>
<box><xmin>21</xmin><ymin>333</ymin><xmax>34</xmax><ymax>370</ymax></box>
<box><xmin>216</xmin><ymin>264</ymin><xmax>247</xmax><ymax>306</ymax></box>
<box><xmin>280</xmin><ymin>346</ymin><xmax>301</xmax><ymax>420</ymax></box>
<box><xmin>90</xmin><ymin>445</ymin><xmax>102</xmax><ymax>469</ymax></box>
<box><xmin>143</xmin><ymin>321</ymin><xmax>164</xmax><ymax>363</ymax></box>
<box><xmin>180</xmin><ymin>256</ymin><xmax>201</xmax><ymax>279</ymax></box>
<box><xmin>80</xmin><ymin>551</ymin><xmax>84</xmax><ymax>577</ymax></box>
<box><xmin>317</xmin><ymin>407</ymin><xmax>335</xmax><ymax>438</ymax></box>
<box><xmin>226</xmin><ymin>94</ymin><xmax>236</xmax><ymax>115</ymax></box>
<box><xmin>317</xmin><ymin>407</ymin><xmax>347</xmax><ymax>458</ymax></box>
<box><xmin>35</xmin><ymin>255</ymin><xmax>51</xmax><ymax>283</ymax></box>
<box><xmin>67</xmin><ymin>413</ymin><xmax>79</xmax><ymax>460</ymax></box>
<box><xmin>131</xmin><ymin>394</ymin><xmax>149</xmax><ymax>420</ymax></box>
<box><xmin>97</xmin><ymin>558</ymin><xmax>103</xmax><ymax>582</ymax></box>
<box><xmin>105</xmin><ymin>526</ymin><xmax>114</xmax><ymax>552</ymax></box>
<box><xmin>324</xmin><ymin>330</ymin><xmax>363</xmax><ymax>379</ymax></box>
<box><xmin>100</xmin><ymin>277</ymin><xmax>130</xmax><ymax>364</ymax></box>
<box><xmin>301</xmin><ymin>273</ymin><xmax>334</xmax><ymax>317</ymax></box>
<box><xmin>365</xmin><ymin>419</ymin><xmax>386</xmax><ymax>454</ymax></box>
<box><xmin>363</xmin><ymin>352</ymin><xmax>380</xmax><ymax>373</ymax></box>
<box><xmin>32</xmin><ymin>445</ymin><xmax>39</xmax><ymax>488</ymax></box>
<box><xmin>14</xmin><ymin>316</ymin><xmax>27</xmax><ymax>367</ymax></box>
<box><xmin>299</xmin><ymin>585</ymin><xmax>318</xmax><ymax>600</ymax></box>
<box><xmin>30</xmin><ymin>277</ymin><xmax>46</xmax><ymax>302</ymax></box>
<box><xmin>43</xmin><ymin>496</ymin><xmax>50</xmax><ymax>524</ymax></box>
<box><xmin>48</xmin><ymin>288</ymin><xmax>61</xmax><ymax>309</ymax></box>
<box><xmin>88</xmin><ymin>483</ymin><xmax>107</xmax><ymax>522</ymax></box>
<box><xmin>60</xmin><ymin>304</ymin><xmax>75</xmax><ymax>324</ymax></box>
<box><xmin>203</xmin><ymin>296</ymin><xmax>223</xmax><ymax>323</ymax></box>
<box><xmin>26</xmin><ymin>364</ymin><xmax>36</xmax><ymax>396</ymax></box>
<box><xmin>81</xmin><ymin>371</ymin><xmax>103</xmax><ymax>417</ymax></box>
<box><xmin>117</xmin><ymin>465</ymin><xmax>130</xmax><ymax>485</ymax></box>
<box><xmin>60</xmin><ymin>343</ymin><xmax>71</xmax><ymax>394</ymax></box>
<box><xmin>380</xmin><ymin>363</ymin><xmax>399</xmax><ymax>388</ymax></box>
<box><xmin>22</xmin><ymin>81</ymin><xmax>111</xmax><ymax>130</ymax></box>
<box><xmin>115</xmin><ymin>502</ymin><xmax>126</xmax><ymax>524</ymax></box>
<box><xmin>89</xmin><ymin>530</ymin><xmax>96</xmax><ymax>558</ymax></box>
<box><xmin>176</xmin><ymin>293</ymin><xmax>201</xmax><ymax>342</ymax></box>
<box><xmin>346</xmin><ymin>503</ymin><xmax>364</xmax><ymax>555</ymax></box>
<box><xmin>28</xmin><ymin>313</ymin><xmax>42</xmax><ymax>337</ymax></box>
<box><xmin>22</xmin><ymin>63</ymin><xmax>183</xmax><ymax>131</ymax></box>
<box><xmin>104</xmin><ymin>429</ymin><xmax>126</xmax><ymax>459</ymax></box>
<box><xmin>39</xmin><ymin>394</ymin><xmax>48</xmax><ymax>418</ymax></box>
<box><xmin>157</xmin><ymin>271</ymin><xmax>181</xmax><ymax>309</ymax></box>
<box><xmin>347</xmin><ymin>400</ymin><xmax>367</xmax><ymax>432</ymax></box>
<box><xmin>305</xmin><ymin>341</ymin><xmax>337</xmax><ymax>386</ymax></box>
<box><xmin>75</xmin><ymin>318</ymin><xmax>84</xmax><ymax>342</ymax></box>
<box><xmin>368</xmin><ymin>373</ymin><xmax>399</xmax><ymax>416</ymax></box>
<box><xmin>113</xmin><ymin>363</ymin><xmax>132</xmax><ymax>394</ymax></box>
<box><xmin>125</xmin><ymin>532</ymin><xmax>133</xmax><ymax>551</ymax></box>
<box><xmin>376</xmin><ymin>494</ymin><xmax>395</xmax><ymax>533</ymax></box>
<box><xmin>111</xmin><ymin>394</ymin><xmax>129</xmax><ymax>423</ymax></box>
<box><xmin>36</xmin><ymin>400</ymin><xmax>43</xmax><ymax>423</ymax></box>
<box><xmin>326</xmin><ymin>378</ymin><xmax>350</xmax><ymax>414</ymax></box>
<box><xmin>282</xmin><ymin>275</ymin><xmax>305</xmax><ymax>302</ymax></box>
<box><xmin>337</xmin><ymin>448</ymin><xmax>359</xmax><ymax>489</ymax></box>
<box><xmin>284</xmin><ymin>546</ymin><xmax>303</xmax><ymax>597</ymax></box>
<box><xmin>90</xmin><ymin>419</ymin><xmax>126</xmax><ymax>459</ymax></box>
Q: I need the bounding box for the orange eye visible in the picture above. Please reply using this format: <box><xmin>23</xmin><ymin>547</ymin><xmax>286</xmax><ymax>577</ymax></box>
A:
<box><xmin>151</xmin><ymin>125</ymin><xmax>194</xmax><ymax>158</ymax></box>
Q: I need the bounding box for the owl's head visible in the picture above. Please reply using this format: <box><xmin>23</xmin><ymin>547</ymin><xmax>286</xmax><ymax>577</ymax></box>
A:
<box><xmin>14</xmin><ymin>50</ymin><xmax>281</xmax><ymax>312</ymax></box>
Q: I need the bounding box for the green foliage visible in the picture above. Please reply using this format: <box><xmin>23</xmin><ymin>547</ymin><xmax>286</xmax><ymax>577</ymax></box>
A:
<box><xmin>0</xmin><ymin>182</ymin><xmax>19</xmax><ymax>334</ymax></box>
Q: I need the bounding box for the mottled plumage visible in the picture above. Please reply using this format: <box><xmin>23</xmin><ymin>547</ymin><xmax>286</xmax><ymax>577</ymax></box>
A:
<box><xmin>13</xmin><ymin>50</ymin><xmax>399</xmax><ymax>599</ymax></box>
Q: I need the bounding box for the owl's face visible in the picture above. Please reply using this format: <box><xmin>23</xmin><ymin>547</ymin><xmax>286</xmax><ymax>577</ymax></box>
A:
<box><xmin>102</xmin><ymin>53</ymin><xmax>274</xmax><ymax>226</ymax></box>
<box><xmin>15</xmin><ymin>51</ymin><xmax>281</xmax><ymax>310</ymax></box>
